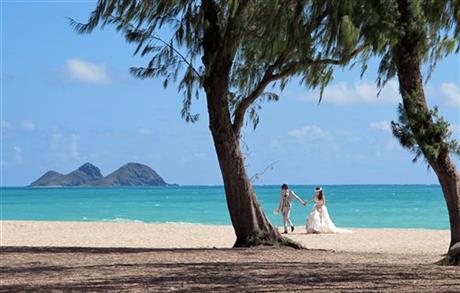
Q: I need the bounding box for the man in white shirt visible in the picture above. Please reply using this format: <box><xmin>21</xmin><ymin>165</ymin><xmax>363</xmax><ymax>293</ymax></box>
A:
<box><xmin>276</xmin><ymin>184</ymin><xmax>306</xmax><ymax>234</ymax></box>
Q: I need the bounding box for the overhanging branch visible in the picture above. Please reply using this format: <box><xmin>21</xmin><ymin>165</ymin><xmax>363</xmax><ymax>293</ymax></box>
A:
<box><xmin>232</xmin><ymin>53</ymin><xmax>288</xmax><ymax>133</ymax></box>
<box><xmin>232</xmin><ymin>44</ymin><xmax>369</xmax><ymax>133</ymax></box>
<box><xmin>272</xmin><ymin>44</ymin><xmax>368</xmax><ymax>79</ymax></box>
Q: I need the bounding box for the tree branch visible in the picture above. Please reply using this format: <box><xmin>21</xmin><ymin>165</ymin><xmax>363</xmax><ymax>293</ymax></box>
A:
<box><xmin>232</xmin><ymin>53</ymin><xmax>288</xmax><ymax>133</ymax></box>
<box><xmin>151</xmin><ymin>35</ymin><xmax>202</xmax><ymax>79</ymax></box>
<box><xmin>273</xmin><ymin>44</ymin><xmax>369</xmax><ymax>79</ymax></box>
<box><xmin>250</xmin><ymin>160</ymin><xmax>279</xmax><ymax>183</ymax></box>
<box><xmin>221</xmin><ymin>0</ymin><xmax>249</xmax><ymax>57</ymax></box>
<box><xmin>232</xmin><ymin>44</ymin><xmax>368</xmax><ymax>133</ymax></box>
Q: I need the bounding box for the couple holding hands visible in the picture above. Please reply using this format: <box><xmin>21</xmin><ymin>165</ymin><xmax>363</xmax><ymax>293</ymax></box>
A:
<box><xmin>275</xmin><ymin>184</ymin><xmax>349</xmax><ymax>234</ymax></box>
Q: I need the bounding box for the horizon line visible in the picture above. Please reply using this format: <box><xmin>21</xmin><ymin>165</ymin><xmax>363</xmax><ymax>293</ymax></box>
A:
<box><xmin>1</xmin><ymin>183</ymin><xmax>442</xmax><ymax>188</ymax></box>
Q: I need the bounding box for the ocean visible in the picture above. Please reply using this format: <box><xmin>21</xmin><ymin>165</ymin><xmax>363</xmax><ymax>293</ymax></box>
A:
<box><xmin>1</xmin><ymin>185</ymin><xmax>449</xmax><ymax>229</ymax></box>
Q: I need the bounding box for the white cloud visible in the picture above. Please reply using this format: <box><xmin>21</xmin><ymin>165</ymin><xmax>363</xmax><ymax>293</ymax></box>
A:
<box><xmin>50</xmin><ymin>131</ymin><xmax>81</xmax><ymax>161</ymax></box>
<box><xmin>270</xmin><ymin>139</ymin><xmax>283</xmax><ymax>151</ymax></box>
<box><xmin>138</xmin><ymin>127</ymin><xmax>153</xmax><ymax>136</ymax></box>
<box><xmin>1</xmin><ymin>120</ymin><xmax>11</xmax><ymax>129</ymax></box>
<box><xmin>13</xmin><ymin>146</ymin><xmax>24</xmax><ymax>164</ymax></box>
<box><xmin>370</xmin><ymin>121</ymin><xmax>392</xmax><ymax>132</ymax></box>
<box><xmin>20</xmin><ymin>120</ymin><xmax>36</xmax><ymax>131</ymax></box>
<box><xmin>298</xmin><ymin>80</ymin><xmax>400</xmax><ymax>105</ymax></box>
<box><xmin>383</xmin><ymin>139</ymin><xmax>403</xmax><ymax>152</ymax></box>
<box><xmin>288</xmin><ymin>125</ymin><xmax>331</xmax><ymax>139</ymax></box>
<box><xmin>65</xmin><ymin>59</ymin><xmax>111</xmax><ymax>84</ymax></box>
<box><xmin>69</xmin><ymin>134</ymin><xmax>80</xmax><ymax>159</ymax></box>
<box><xmin>440</xmin><ymin>82</ymin><xmax>460</xmax><ymax>108</ymax></box>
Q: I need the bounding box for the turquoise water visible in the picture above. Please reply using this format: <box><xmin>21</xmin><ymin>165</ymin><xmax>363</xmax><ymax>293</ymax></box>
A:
<box><xmin>1</xmin><ymin>185</ymin><xmax>449</xmax><ymax>229</ymax></box>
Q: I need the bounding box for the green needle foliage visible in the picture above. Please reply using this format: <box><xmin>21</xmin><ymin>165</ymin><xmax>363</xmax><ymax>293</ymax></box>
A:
<box><xmin>350</xmin><ymin>0</ymin><xmax>460</xmax><ymax>165</ymax></box>
<box><xmin>392</xmin><ymin>97</ymin><xmax>460</xmax><ymax>165</ymax></box>
<box><xmin>70</xmin><ymin>0</ymin><xmax>366</xmax><ymax>131</ymax></box>
<box><xmin>70</xmin><ymin>0</ymin><xmax>374</xmax><ymax>247</ymax></box>
<box><xmin>351</xmin><ymin>0</ymin><xmax>460</xmax><ymax>263</ymax></box>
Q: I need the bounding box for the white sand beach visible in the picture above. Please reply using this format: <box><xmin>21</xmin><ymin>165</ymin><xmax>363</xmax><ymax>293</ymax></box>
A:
<box><xmin>3</xmin><ymin>220</ymin><xmax>459</xmax><ymax>292</ymax></box>
<box><xmin>1</xmin><ymin>220</ymin><xmax>449</xmax><ymax>256</ymax></box>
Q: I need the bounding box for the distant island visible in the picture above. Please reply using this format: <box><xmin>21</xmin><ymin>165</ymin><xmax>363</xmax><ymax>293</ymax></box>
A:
<box><xmin>30</xmin><ymin>162</ymin><xmax>173</xmax><ymax>187</ymax></box>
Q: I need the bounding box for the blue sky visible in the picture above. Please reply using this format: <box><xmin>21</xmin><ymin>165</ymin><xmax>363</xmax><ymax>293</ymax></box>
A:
<box><xmin>1</xmin><ymin>2</ymin><xmax>459</xmax><ymax>186</ymax></box>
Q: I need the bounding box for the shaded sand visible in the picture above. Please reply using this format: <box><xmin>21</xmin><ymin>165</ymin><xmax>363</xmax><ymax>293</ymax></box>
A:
<box><xmin>2</xmin><ymin>246</ymin><xmax>460</xmax><ymax>292</ymax></box>
<box><xmin>2</xmin><ymin>221</ymin><xmax>458</xmax><ymax>292</ymax></box>
<box><xmin>1</xmin><ymin>221</ymin><xmax>450</xmax><ymax>255</ymax></box>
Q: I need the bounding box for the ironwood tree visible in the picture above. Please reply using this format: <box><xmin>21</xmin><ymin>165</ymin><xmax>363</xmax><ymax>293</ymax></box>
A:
<box><xmin>71</xmin><ymin>0</ymin><xmax>364</xmax><ymax>247</ymax></box>
<box><xmin>352</xmin><ymin>0</ymin><xmax>460</xmax><ymax>264</ymax></box>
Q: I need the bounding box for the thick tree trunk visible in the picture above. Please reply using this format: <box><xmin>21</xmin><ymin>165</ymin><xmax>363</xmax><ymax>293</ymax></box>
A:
<box><xmin>204</xmin><ymin>75</ymin><xmax>289</xmax><ymax>247</ymax></box>
<box><xmin>210</xmin><ymin>118</ymin><xmax>285</xmax><ymax>247</ymax></box>
<box><xmin>199</xmin><ymin>0</ymin><xmax>295</xmax><ymax>248</ymax></box>
<box><xmin>433</xmin><ymin>157</ymin><xmax>460</xmax><ymax>264</ymax></box>
<box><xmin>396</xmin><ymin>0</ymin><xmax>460</xmax><ymax>264</ymax></box>
<box><xmin>203</xmin><ymin>57</ymin><xmax>288</xmax><ymax>247</ymax></box>
<box><xmin>398</xmin><ymin>57</ymin><xmax>460</xmax><ymax>265</ymax></box>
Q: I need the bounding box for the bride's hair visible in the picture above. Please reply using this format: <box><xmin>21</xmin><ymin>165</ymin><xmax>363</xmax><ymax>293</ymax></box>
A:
<box><xmin>315</xmin><ymin>187</ymin><xmax>324</xmax><ymax>200</ymax></box>
<box><xmin>318</xmin><ymin>190</ymin><xmax>324</xmax><ymax>200</ymax></box>
<box><xmin>281</xmin><ymin>184</ymin><xmax>288</xmax><ymax>190</ymax></box>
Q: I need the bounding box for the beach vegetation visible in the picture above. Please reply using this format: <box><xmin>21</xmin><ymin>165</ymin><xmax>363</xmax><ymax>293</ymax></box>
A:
<box><xmin>70</xmin><ymin>0</ymin><xmax>364</xmax><ymax>247</ymax></box>
<box><xmin>350</xmin><ymin>0</ymin><xmax>460</xmax><ymax>265</ymax></box>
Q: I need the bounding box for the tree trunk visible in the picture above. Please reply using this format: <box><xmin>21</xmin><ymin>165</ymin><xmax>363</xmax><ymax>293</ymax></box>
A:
<box><xmin>396</xmin><ymin>0</ymin><xmax>460</xmax><ymax>264</ymax></box>
<box><xmin>199</xmin><ymin>0</ymin><xmax>295</xmax><ymax>248</ymax></box>
<box><xmin>203</xmin><ymin>61</ymin><xmax>290</xmax><ymax>247</ymax></box>
<box><xmin>209</xmin><ymin>114</ymin><xmax>286</xmax><ymax>247</ymax></box>
<box><xmin>433</xmin><ymin>157</ymin><xmax>460</xmax><ymax>264</ymax></box>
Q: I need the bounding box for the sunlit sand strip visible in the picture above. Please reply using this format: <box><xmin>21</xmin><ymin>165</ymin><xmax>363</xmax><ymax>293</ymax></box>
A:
<box><xmin>1</xmin><ymin>221</ymin><xmax>449</xmax><ymax>256</ymax></box>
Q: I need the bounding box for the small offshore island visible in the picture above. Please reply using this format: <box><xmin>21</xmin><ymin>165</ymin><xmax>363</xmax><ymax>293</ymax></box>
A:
<box><xmin>29</xmin><ymin>162</ymin><xmax>173</xmax><ymax>187</ymax></box>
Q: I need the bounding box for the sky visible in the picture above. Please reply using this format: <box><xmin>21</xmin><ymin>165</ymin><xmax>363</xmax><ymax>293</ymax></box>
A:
<box><xmin>1</xmin><ymin>1</ymin><xmax>459</xmax><ymax>186</ymax></box>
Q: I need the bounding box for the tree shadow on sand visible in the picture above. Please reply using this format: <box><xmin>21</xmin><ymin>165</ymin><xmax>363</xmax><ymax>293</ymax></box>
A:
<box><xmin>1</xmin><ymin>247</ymin><xmax>459</xmax><ymax>292</ymax></box>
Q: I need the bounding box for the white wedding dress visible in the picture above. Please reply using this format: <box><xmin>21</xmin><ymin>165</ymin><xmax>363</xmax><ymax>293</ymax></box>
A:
<box><xmin>306</xmin><ymin>195</ymin><xmax>351</xmax><ymax>234</ymax></box>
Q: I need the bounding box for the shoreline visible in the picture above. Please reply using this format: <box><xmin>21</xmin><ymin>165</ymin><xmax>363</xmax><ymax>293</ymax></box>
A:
<box><xmin>2</xmin><ymin>220</ymin><xmax>450</xmax><ymax>256</ymax></box>
<box><xmin>1</xmin><ymin>218</ymin><xmax>450</xmax><ymax>230</ymax></box>
<box><xmin>2</xmin><ymin>183</ymin><xmax>443</xmax><ymax>188</ymax></box>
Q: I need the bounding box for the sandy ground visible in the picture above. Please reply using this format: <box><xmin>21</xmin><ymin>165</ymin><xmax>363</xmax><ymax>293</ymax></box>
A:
<box><xmin>1</xmin><ymin>221</ymin><xmax>450</xmax><ymax>255</ymax></box>
<box><xmin>2</xmin><ymin>221</ymin><xmax>458</xmax><ymax>292</ymax></box>
<box><xmin>2</xmin><ymin>246</ymin><xmax>460</xmax><ymax>292</ymax></box>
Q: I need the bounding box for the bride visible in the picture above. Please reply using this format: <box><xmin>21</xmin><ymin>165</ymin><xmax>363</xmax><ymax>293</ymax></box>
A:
<box><xmin>305</xmin><ymin>187</ymin><xmax>350</xmax><ymax>234</ymax></box>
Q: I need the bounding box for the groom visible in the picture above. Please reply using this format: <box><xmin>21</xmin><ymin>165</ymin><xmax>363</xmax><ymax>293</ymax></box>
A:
<box><xmin>277</xmin><ymin>184</ymin><xmax>306</xmax><ymax>234</ymax></box>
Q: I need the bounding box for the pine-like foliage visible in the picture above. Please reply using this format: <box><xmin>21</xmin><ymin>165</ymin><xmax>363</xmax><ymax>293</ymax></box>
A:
<box><xmin>354</xmin><ymin>0</ymin><xmax>460</xmax><ymax>165</ymax></box>
<box><xmin>352</xmin><ymin>0</ymin><xmax>460</xmax><ymax>86</ymax></box>
<box><xmin>70</xmin><ymin>0</ymin><xmax>367</xmax><ymax>130</ymax></box>
<box><xmin>392</xmin><ymin>101</ymin><xmax>460</xmax><ymax>164</ymax></box>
